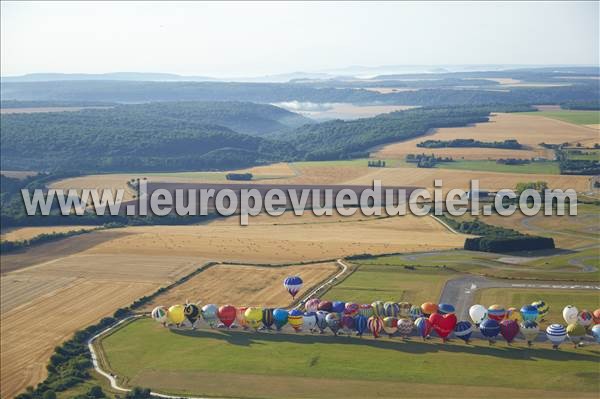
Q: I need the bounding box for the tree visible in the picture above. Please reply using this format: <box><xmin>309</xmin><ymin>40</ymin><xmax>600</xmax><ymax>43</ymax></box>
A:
<box><xmin>42</xmin><ymin>391</ymin><xmax>57</xmax><ymax>399</ymax></box>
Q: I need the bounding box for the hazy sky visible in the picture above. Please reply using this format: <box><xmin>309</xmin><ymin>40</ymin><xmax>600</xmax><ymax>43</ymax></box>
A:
<box><xmin>1</xmin><ymin>1</ymin><xmax>598</xmax><ymax>77</ymax></box>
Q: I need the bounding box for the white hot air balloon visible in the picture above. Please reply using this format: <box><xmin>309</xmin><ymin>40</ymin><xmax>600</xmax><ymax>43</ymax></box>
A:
<box><xmin>562</xmin><ymin>305</ymin><xmax>578</xmax><ymax>325</ymax></box>
<box><xmin>546</xmin><ymin>324</ymin><xmax>567</xmax><ymax>349</ymax></box>
<box><xmin>469</xmin><ymin>304</ymin><xmax>487</xmax><ymax>325</ymax></box>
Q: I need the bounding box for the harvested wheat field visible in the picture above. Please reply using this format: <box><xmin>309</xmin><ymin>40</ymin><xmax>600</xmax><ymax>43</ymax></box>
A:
<box><xmin>0</xmin><ymin>225</ymin><xmax>98</xmax><ymax>241</ymax></box>
<box><xmin>374</xmin><ymin>112</ymin><xmax>600</xmax><ymax>160</ymax></box>
<box><xmin>142</xmin><ymin>262</ymin><xmax>338</xmax><ymax>310</ymax></box>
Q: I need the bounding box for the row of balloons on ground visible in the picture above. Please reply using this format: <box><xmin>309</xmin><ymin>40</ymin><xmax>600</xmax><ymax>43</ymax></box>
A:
<box><xmin>151</xmin><ymin>299</ymin><xmax>600</xmax><ymax>348</ymax></box>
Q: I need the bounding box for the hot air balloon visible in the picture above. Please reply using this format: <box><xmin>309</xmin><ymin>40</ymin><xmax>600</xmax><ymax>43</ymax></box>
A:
<box><xmin>383</xmin><ymin>302</ymin><xmax>400</xmax><ymax>318</ymax></box>
<box><xmin>438</xmin><ymin>303</ymin><xmax>455</xmax><ymax>315</ymax></box>
<box><xmin>359</xmin><ymin>304</ymin><xmax>373</xmax><ymax>318</ymax></box>
<box><xmin>288</xmin><ymin>309</ymin><xmax>304</xmax><ymax>332</ymax></box>
<box><xmin>505</xmin><ymin>307</ymin><xmax>521</xmax><ymax>322</ymax></box>
<box><xmin>469</xmin><ymin>304</ymin><xmax>487</xmax><ymax>325</ymax></box>
<box><xmin>368</xmin><ymin>316</ymin><xmax>384</xmax><ymax>338</ymax></box>
<box><xmin>284</xmin><ymin>276</ymin><xmax>303</xmax><ymax>299</ymax></box>
<box><xmin>273</xmin><ymin>308</ymin><xmax>289</xmax><ymax>331</ymax></box>
<box><xmin>184</xmin><ymin>303</ymin><xmax>200</xmax><ymax>327</ymax></box>
<box><xmin>262</xmin><ymin>308</ymin><xmax>275</xmax><ymax>330</ymax></box>
<box><xmin>317</xmin><ymin>301</ymin><xmax>333</xmax><ymax>312</ymax></box>
<box><xmin>520</xmin><ymin>305</ymin><xmax>538</xmax><ymax>322</ymax></box>
<box><xmin>421</xmin><ymin>302</ymin><xmax>438</xmax><ymax>317</ymax></box>
<box><xmin>236</xmin><ymin>306</ymin><xmax>249</xmax><ymax>330</ymax></box>
<box><xmin>567</xmin><ymin>323</ymin><xmax>586</xmax><ymax>347</ymax></box>
<box><xmin>520</xmin><ymin>320</ymin><xmax>539</xmax><ymax>347</ymax></box>
<box><xmin>454</xmin><ymin>321</ymin><xmax>473</xmax><ymax>343</ymax></box>
<box><xmin>591</xmin><ymin>324</ymin><xmax>600</xmax><ymax>343</ymax></box>
<box><xmin>430</xmin><ymin>313</ymin><xmax>456</xmax><ymax>342</ymax></box>
<box><xmin>546</xmin><ymin>324</ymin><xmax>567</xmax><ymax>349</ymax></box>
<box><xmin>592</xmin><ymin>309</ymin><xmax>600</xmax><ymax>325</ymax></box>
<box><xmin>578</xmin><ymin>310</ymin><xmax>593</xmax><ymax>327</ymax></box>
<box><xmin>479</xmin><ymin>319</ymin><xmax>501</xmax><ymax>344</ymax></box>
<box><xmin>500</xmin><ymin>319</ymin><xmax>519</xmax><ymax>344</ymax></box>
<box><xmin>397</xmin><ymin>318</ymin><xmax>413</xmax><ymax>339</ymax></box>
<box><xmin>326</xmin><ymin>312</ymin><xmax>341</xmax><ymax>335</ymax></box>
<box><xmin>305</xmin><ymin>298</ymin><xmax>320</xmax><ymax>313</ymax></box>
<box><xmin>562</xmin><ymin>305</ymin><xmax>579</xmax><ymax>325</ymax></box>
<box><xmin>201</xmin><ymin>304</ymin><xmax>218</xmax><ymax>327</ymax></box>
<box><xmin>398</xmin><ymin>302</ymin><xmax>412</xmax><ymax>318</ymax></box>
<box><xmin>167</xmin><ymin>304</ymin><xmax>185</xmax><ymax>326</ymax></box>
<box><xmin>382</xmin><ymin>317</ymin><xmax>398</xmax><ymax>337</ymax></box>
<box><xmin>217</xmin><ymin>305</ymin><xmax>237</xmax><ymax>328</ymax></box>
<box><xmin>151</xmin><ymin>306</ymin><xmax>168</xmax><ymax>324</ymax></box>
<box><xmin>341</xmin><ymin>315</ymin><xmax>355</xmax><ymax>335</ymax></box>
<box><xmin>532</xmin><ymin>300</ymin><xmax>549</xmax><ymax>322</ymax></box>
<box><xmin>331</xmin><ymin>301</ymin><xmax>346</xmax><ymax>314</ymax></box>
<box><xmin>409</xmin><ymin>305</ymin><xmax>423</xmax><ymax>321</ymax></box>
<box><xmin>414</xmin><ymin>316</ymin><xmax>432</xmax><ymax>339</ymax></box>
<box><xmin>244</xmin><ymin>307</ymin><xmax>263</xmax><ymax>330</ymax></box>
<box><xmin>372</xmin><ymin>301</ymin><xmax>385</xmax><ymax>317</ymax></box>
<box><xmin>355</xmin><ymin>314</ymin><xmax>368</xmax><ymax>337</ymax></box>
<box><xmin>303</xmin><ymin>312</ymin><xmax>318</xmax><ymax>332</ymax></box>
<box><xmin>487</xmin><ymin>304</ymin><xmax>506</xmax><ymax>322</ymax></box>
<box><xmin>316</xmin><ymin>311</ymin><xmax>328</xmax><ymax>333</ymax></box>
<box><xmin>344</xmin><ymin>303</ymin><xmax>359</xmax><ymax>317</ymax></box>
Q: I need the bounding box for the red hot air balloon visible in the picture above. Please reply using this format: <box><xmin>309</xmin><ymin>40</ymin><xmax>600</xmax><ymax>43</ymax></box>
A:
<box><xmin>500</xmin><ymin>319</ymin><xmax>520</xmax><ymax>344</ymax></box>
<box><xmin>217</xmin><ymin>305</ymin><xmax>237</xmax><ymax>328</ymax></box>
<box><xmin>368</xmin><ymin>316</ymin><xmax>384</xmax><ymax>338</ymax></box>
<box><xmin>317</xmin><ymin>301</ymin><xmax>333</xmax><ymax>312</ymax></box>
<box><xmin>430</xmin><ymin>313</ymin><xmax>457</xmax><ymax>342</ymax></box>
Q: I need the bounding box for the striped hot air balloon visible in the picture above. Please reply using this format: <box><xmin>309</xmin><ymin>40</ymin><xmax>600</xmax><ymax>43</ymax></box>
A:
<box><xmin>359</xmin><ymin>304</ymin><xmax>373</xmax><ymax>318</ymax></box>
<box><xmin>479</xmin><ymin>319</ymin><xmax>500</xmax><ymax>344</ymax></box>
<box><xmin>454</xmin><ymin>321</ymin><xmax>473</xmax><ymax>343</ymax></box>
<box><xmin>262</xmin><ymin>308</ymin><xmax>275</xmax><ymax>330</ymax></box>
<box><xmin>354</xmin><ymin>314</ymin><xmax>368</xmax><ymax>337</ymax></box>
<box><xmin>383</xmin><ymin>302</ymin><xmax>400</xmax><ymax>318</ymax></box>
<box><xmin>546</xmin><ymin>324</ymin><xmax>567</xmax><ymax>349</ymax></box>
<box><xmin>414</xmin><ymin>316</ymin><xmax>432</xmax><ymax>339</ymax></box>
<box><xmin>304</xmin><ymin>298</ymin><xmax>320</xmax><ymax>313</ymax></box>
<box><xmin>532</xmin><ymin>300</ymin><xmax>549</xmax><ymax>322</ymax></box>
<box><xmin>344</xmin><ymin>303</ymin><xmax>360</xmax><ymax>317</ymax></box>
<box><xmin>372</xmin><ymin>301</ymin><xmax>385</xmax><ymax>317</ymax></box>
<box><xmin>288</xmin><ymin>309</ymin><xmax>304</xmax><ymax>332</ymax></box>
<box><xmin>500</xmin><ymin>319</ymin><xmax>519</xmax><ymax>344</ymax></box>
<box><xmin>398</xmin><ymin>302</ymin><xmax>412</xmax><ymax>318</ymax></box>
<box><xmin>151</xmin><ymin>306</ymin><xmax>168</xmax><ymax>324</ymax></box>
<box><xmin>284</xmin><ymin>276</ymin><xmax>303</xmax><ymax>299</ymax></box>
<box><xmin>397</xmin><ymin>318</ymin><xmax>413</xmax><ymax>338</ymax></box>
<box><xmin>487</xmin><ymin>304</ymin><xmax>506</xmax><ymax>322</ymax></box>
<box><xmin>368</xmin><ymin>316</ymin><xmax>384</xmax><ymax>338</ymax></box>
<box><xmin>409</xmin><ymin>305</ymin><xmax>423</xmax><ymax>321</ymax></box>
<box><xmin>520</xmin><ymin>305</ymin><xmax>538</xmax><ymax>322</ymax></box>
<box><xmin>520</xmin><ymin>320</ymin><xmax>539</xmax><ymax>347</ymax></box>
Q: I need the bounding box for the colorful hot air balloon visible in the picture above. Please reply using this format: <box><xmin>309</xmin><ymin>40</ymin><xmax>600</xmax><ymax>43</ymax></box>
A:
<box><xmin>331</xmin><ymin>301</ymin><xmax>346</xmax><ymax>314</ymax></box>
<box><xmin>303</xmin><ymin>312</ymin><xmax>318</xmax><ymax>332</ymax></box>
<box><xmin>505</xmin><ymin>307</ymin><xmax>521</xmax><ymax>322</ymax></box>
<box><xmin>359</xmin><ymin>304</ymin><xmax>373</xmax><ymax>318</ymax></box>
<box><xmin>592</xmin><ymin>309</ymin><xmax>600</xmax><ymax>325</ymax></box>
<box><xmin>304</xmin><ymin>298</ymin><xmax>320</xmax><ymax>313</ymax></box>
<box><xmin>421</xmin><ymin>302</ymin><xmax>438</xmax><ymax>316</ymax></box>
<box><xmin>414</xmin><ymin>317</ymin><xmax>432</xmax><ymax>339</ymax></box>
<box><xmin>532</xmin><ymin>300</ymin><xmax>549</xmax><ymax>322</ymax></box>
<box><xmin>567</xmin><ymin>323</ymin><xmax>586</xmax><ymax>347</ymax></box>
<box><xmin>273</xmin><ymin>308</ymin><xmax>289</xmax><ymax>331</ymax></box>
<box><xmin>546</xmin><ymin>324</ymin><xmax>567</xmax><ymax>349</ymax></box>
<box><xmin>479</xmin><ymin>319</ymin><xmax>501</xmax><ymax>344</ymax></box>
<box><xmin>383</xmin><ymin>302</ymin><xmax>400</xmax><ymax>318</ymax></box>
<box><xmin>288</xmin><ymin>309</ymin><xmax>304</xmax><ymax>332</ymax></box>
<box><xmin>382</xmin><ymin>317</ymin><xmax>398</xmax><ymax>337</ymax></box>
<box><xmin>500</xmin><ymin>319</ymin><xmax>519</xmax><ymax>344</ymax></box>
<box><xmin>184</xmin><ymin>303</ymin><xmax>200</xmax><ymax>327</ymax></box>
<box><xmin>262</xmin><ymin>308</ymin><xmax>275</xmax><ymax>330</ymax></box>
<box><xmin>591</xmin><ymin>324</ymin><xmax>600</xmax><ymax>343</ymax></box>
<box><xmin>409</xmin><ymin>305</ymin><xmax>423</xmax><ymax>321</ymax></box>
<box><xmin>398</xmin><ymin>302</ymin><xmax>412</xmax><ymax>318</ymax></box>
<box><xmin>344</xmin><ymin>303</ymin><xmax>359</xmax><ymax>317</ymax></box>
<box><xmin>217</xmin><ymin>305</ymin><xmax>237</xmax><ymax>328</ymax></box>
<box><xmin>355</xmin><ymin>314</ymin><xmax>368</xmax><ymax>337</ymax></box>
<box><xmin>520</xmin><ymin>305</ymin><xmax>538</xmax><ymax>322</ymax></box>
<box><xmin>577</xmin><ymin>310</ymin><xmax>593</xmax><ymax>327</ymax></box>
<box><xmin>284</xmin><ymin>276</ymin><xmax>303</xmax><ymax>299</ymax></box>
<box><xmin>341</xmin><ymin>315</ymin><xmax>355</xmax><ymax>335</ymax></box>
<box><xmin>397</xmin><ymin>318</ymin><xmax>413</xmax><ymax>339</ymax></box>
<box><xmin>372</xmin><ymin>301</ymin><xmax>385</xmax><ymax>317</ymax></box>
<box><xmin>201</xmin><ymin>304</ymin><xmax>218</xmax><ymax>327</ymax></box>
<box><xmin>151</xmin><ymin>306</ymin><xmax>168</xmax><ymax>324</ymax></box>
<box><xmin>438</xmin><ymin>303</ymin><xmax>455</xmax><ymax>315</ymax></box>
<box><xmin>317</xmin><ymin>301</ymin><xmax>333</xmax><ymax>312</ymax></box>
<box><xmin>368</xmin><ymin>316</ymin><xmax>384</xmax><ymax>338</ymax></box>
<box><xmin>326</xmin><ymin>312</ymin><xmax>341</xmax><ymax>335</ymax></box>
<box><xmin>244</xmin><ymin>307</ymin><xmax>263</xmax><ymax>330</ymax></box>
<box><xmin>487</xmin><ymin>304</ymin><xmax>506</xmax><ymax>322</ymax></box>
<box><xmin>454</xmin><ymin>321</ymin><xmax>473</xmax><ymax>343</ymax></box>
<box><xmin>562</xmin><ymin>305</ymin><xmax>579</xmax><ymax>325</ymax></box>
<box><xmin>316</xmin><ymin>311</ymin><xmax>328</xmax><ymax>333</ymax></box>
<box><xmin>430</xmin><ymin>313</ymin><xmax>456</xmax><ymax>342</ymax></box>
<box><xmin>469</xmin><ymin>304</ymin><xmax>487</xmax><ymax>325</ymax></box>
<box><xmin>520</xmin><ymin>320</ymin><xmax>539</xmax><ymax>347</ymax></box>
<box><xmin>236</xmin><ymin>306</ymin><xmax>249</xmax><ymax>330</ymax></box>
<box><xmin>167</xmin><ymin>304</ymin><xmax>185</xmax><ymax>325</ymax></box>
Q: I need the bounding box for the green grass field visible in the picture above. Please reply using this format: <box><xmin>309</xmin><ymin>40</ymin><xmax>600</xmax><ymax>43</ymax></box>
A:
<box><xmin>474</xmin><ymin>288</ymin><xmax>600</xmax><ymax>325</ymax></box>
<box><xmin>99</xmin><ymin>318</ymin><xmax>600</xmax><ymax>398</ymax></box>
<box><xmin>524</xmin><ymin>110</ymin><xmax>600</xmax><ymax>125</ymax></box>
<box><xmin>435</xmin><ymin>160</ymin><xmax>561</xmax><ymax>174</ymax></box>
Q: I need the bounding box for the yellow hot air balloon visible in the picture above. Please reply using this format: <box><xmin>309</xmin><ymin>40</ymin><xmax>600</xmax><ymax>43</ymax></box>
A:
<box><xmin>567</xmin><ymin>323</ymin><xmax>586</xmax><ymax>347</ymax></box>
<box><xmin>167</xmin><ymin>304</ymin><xmax>185</xmax><ymax>325</ymax></box>
<box><xmin>244</xmin><ymin>307</ymin><xmax>263</xmax><ymax>330</ymax></box>
<box><xmin>506</xmin><ymin>307</ymin><xmax>521</xmax><ymax>322</ymax></box>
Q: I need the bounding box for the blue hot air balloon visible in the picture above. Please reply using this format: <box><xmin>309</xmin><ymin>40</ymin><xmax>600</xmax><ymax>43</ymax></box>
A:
<box><xmin>454</xmin><ymin>321</ymin><xmax>473</xmax><ymax>343</ymax></box>
<box><xmin>273</xmin><ymin>308</ymin><xmax>289</xmax><ymax>331</ymax></box>
<box><xmin>332</xmin><ymin>301</ymin><xmax>346</xmax><ymax>314</ymax></box>
<box><xmin>479</xmin><ymin>319</ymin><xmax>501</xmax><ymax>344</ymax></box>
<box><xmin>283</xmin><ymin>276</ymin><xmax>303</xmax><ymax>299</ymax></box>
<box><xmin>409</xmin><ymin>305</ymin><xmax>423</xmax><ymax>321</ymax></box>
<box><xmin>591</xmin><ymin>324</ymin><xmax>600</xmax><ymax>343</ymax></box>
<box><xmin>262</xmin><ymin>308</ymin><xmax>275</xmax><ymax>330</ymax></box>
<box><xmin>438</xmin><ymin>303</ymin><xmax>455</xmax><ymax>315</ymax></box>
<box><xmin>520</xmin><ymin>305</ymin><xmax>538</xmax><ymax>322</ymax></box>
<box><xmin>354</xmin><ymin>315</ymin><xmax>368</xmax><ymax>337</ymax></box>
<box><xmin>414</xmin><ymin>316</ymin><xmax>432</xmax><ymax>339</ymax></box>
<box><xmin>546</xmin><ymin>324</ymin><xmax>567</xmax><ymax>349</ymax></box>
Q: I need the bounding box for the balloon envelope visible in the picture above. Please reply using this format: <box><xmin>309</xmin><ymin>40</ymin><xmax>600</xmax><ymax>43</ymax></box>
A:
<box><xmin>500</xmin><ymin>319</ymin><xmax>519</xmax><ymax>343</ymax></box>
<box><xmin>454</xmin><ymin>321</ymin><xmax>473</xmax><ymax>342</ymax></box>
<box><xmin>341</xmin><ymin>315</ymin><xmax>355</xmax><ymax>333</ymax></box>
<box><xmin>304</xmin><ymin>298</ymin><xmax>320</xmax><ymax>313</ymax></box>
<box><xmin>332</xmin><ymin>301</ymin><xmax>346</xmax><ymax>314</ymax></box>
<box><xmin>244</xmin><ymin>307</ymin><xmax>263</xmax><ymax>329</ymax></box>
<box><xmin>288</xmin><ymin>309</ymin><xmax>304</xmax><ymax>331</ymax></box>
<box><xmin>398</xmin><ymin>302</ymin><xmax>412</xmax><ymax>318</ymax></box>
<box><xmin>326</xmin><ymin>312</ymin><xmax>341</xmax><ymax>334</ymax></box>
<box><xmin>469</xmin><ymin>304</ymin><xmax>487</xmax><ymax>324</ymax></box>
<box><xmin>383</xmin><ymin>302</ymin><xmax>400</xmax><ymax>318</ymax></box>
<box><xmin>430</xmin><ymin>313</ymin><xmax>456</xmax><ymax>339</ymax></box>
<box><xmin>284</xmin><ymin>276</ymin><xmax>303</xmax><ymax>298</ymax></box>
<box><xmin>546</xmin><ymin>324</ymin><xmax>567</xmax><ymax>348</ymax></box>
<box><xmin>578</xmin><ymin>310</ymin><xmax>593</xmax><ymax>327</ymax></box>
<box><xmin>414</xmin><ymin>316</ymin><xmax>432</xmax><ymax>338</ymax></box>
<box><xmin>562</xmin><ymin>305</ymin><xmax>579</xmax><ymax>325</ymax></box>
<box><xmin>151</xmin><ymin>306</ymin><xmax>168</xmax><ymax>323</ymax></box>
<box><xmin>218</xmin><ymin>305</ymin><xmax>237</xmax><ymax>328</ymax></box>
<box><xmin>421</xmin><ymin>302</ymin><xmax>438</xmax><ymax>316</ymax></box>
<box><xmin>409</xmin><ymin>305</ymin><xmax>423</xmax><ymax>321</ymax></box>
<box><xmin>397</xmin><ymin>318</ymin><xmax>413</xmax><ymax>337</ymax></box>
<box><xmin>317</xmin><ymin>301</ymin><xmax>333</xmax><ymax>312</ymax></box>
<box><xmin>167</xmin><ymin>305</ymin><xmax>185</xmax><ymax>325</ymax></box>
<box><xmin>316</xmin><ymin>310</ymin><xmax>328</xmax><ymax>332</ymax></box>
<box><xmin>372</xmin><ymin>301</ymin><xmax>385</xmax><ymax>317</ymax></box>
<box><xmin>592</xmin><ymin>309</ymin><xmax>600</xmax><ymax>325</ymax></box>
<box><xmin>355</xmin><ymin>314</ymin><xmax>368</xmax><ymax>335</ymax></box>
<box><xmin>201</xmin><ymin>304</ymin><xmax>218</xmax><ymax>325</ymax></box>
<box><xmin>487</xmin><ymin>304</ymin><xmax>506</xmax><ymax>322</ymax></box>
<box><xmin>591</xmin><ymin>325</ymin><xmax>600</xmax><ymax>343</ymax></box>
<box><xmin>368</xmin><ymin>316</ymin><xmax>384</xmax><ymax>338</ymax></box>
<box><xmin>532</xmin><ymin>300</ymin><xmax>549</xmax><ymax>321</ymax></box>
<box><xmin>262</xmin><ymin>308</ymin><xmax>275</xmax><ymax>328</ymax></box>
<box><xmin>438</xmin><ymin>303</ymin><xmax>455</xmax><ymax>315</ymax></box>
<box><xmin>382</xmin><ymin>317</ymin><xmax>398</xmax><ymax>336</ymax></box>
<box><xmin>520</xmin><ymin>320</ymin><xmax>539</xmax><ymax>343</ymax></box>
<box><xmin>236</xmin><ymin>306</ymin><xmax>249</xmax><ymax>329</ymax></box>
<box><xmin>505</xmin><ymin>307</ymin><xmax>521</xmax><ymax>322</ymax></box>
<box><xmin>358</xmin><ymin>304</ymin><xmax>373</xmax><ymax>318</ymax></box>
<box><xmin>567</xmin><ymin>323</ymin><xmax>586</xmax><ymax>345</ymax></box>
<box><xmin>479</xmin><ymin>319</ymin><xmax>501</xmax><ymax>339</ymax></box>
<box><xmin>344</xmin><ymin>303</ymin><xmax>359</xmax><ymax>317</ymax></box>
<box><xmin>303</xmin><ymin>312</ymin><xmax>318</xmax><ymax>331</ymax></box>
<box><xmin>184</xmin><ymin>304</ymin><xmax>200</xmax><ymax>324</ymax></box>
<box><xmin>520</xmin><ymin>305</ymin><xmax>538</xmax><ymax>322</ymax></box>
<box><xmin>273</xmin><ymin>308</ymin><xmax>289</xmax><ymax>330</ymax></box>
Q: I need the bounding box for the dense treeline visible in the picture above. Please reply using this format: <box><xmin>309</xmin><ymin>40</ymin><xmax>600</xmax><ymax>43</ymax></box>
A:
<box><xmin>0</xmin><ymin>228</ymin><xmax>98</xmax><ymax>253</ymax></box>
<box><xmin>417</xmin><ymin>138</ymin><xmax>522</xmax><ymax>149</ymax></box>
<box><xmin>555</xmin><ymin>148</ymin><xmax>600</xmax><ymax>175</ymax></box>
<box><xmin>0</xmin><ymin>100</ymin><xmax>116</xmax><ymax>108</ymax></box>
<box><xmin>560</xmin><ymin>100</ymin><xmax>600</xmax><ymax>110</ymax></box>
